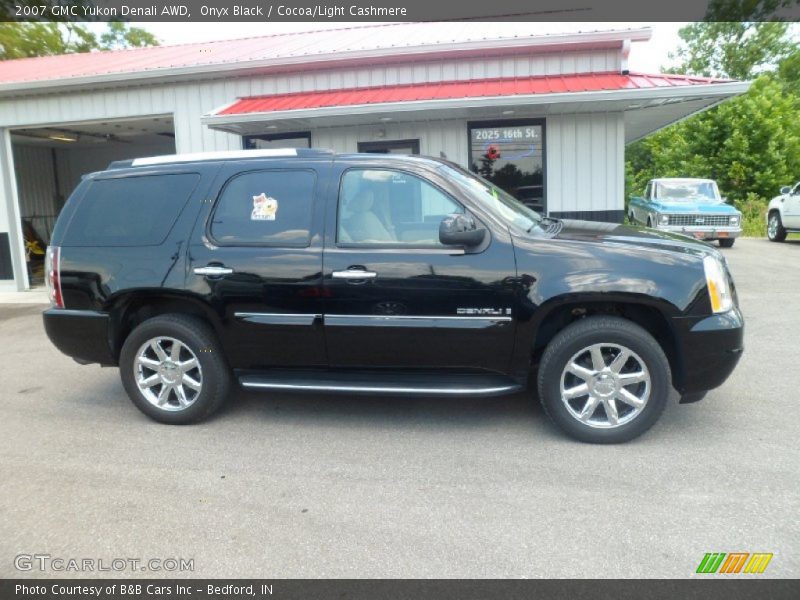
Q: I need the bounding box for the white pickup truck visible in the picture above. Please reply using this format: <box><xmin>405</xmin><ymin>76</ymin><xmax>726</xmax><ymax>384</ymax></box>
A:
<box><xmin>767</xmin><ymin>182</ymin><xmax>800</xmax><ymax>241</ymax></box>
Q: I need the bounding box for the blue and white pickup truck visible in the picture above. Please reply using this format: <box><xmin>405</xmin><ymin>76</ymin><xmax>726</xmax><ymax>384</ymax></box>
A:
<box><xmin>628</xmin><ymin>178</ymin><xmax>742</xmax><ymax>248</ymax></box>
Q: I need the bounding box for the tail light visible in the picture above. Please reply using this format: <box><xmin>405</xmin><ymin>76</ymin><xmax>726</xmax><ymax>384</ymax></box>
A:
<box><xmin>45</xmin><ymin>246</ymin><xmax>64</xmax><ymax>309</ymax></box>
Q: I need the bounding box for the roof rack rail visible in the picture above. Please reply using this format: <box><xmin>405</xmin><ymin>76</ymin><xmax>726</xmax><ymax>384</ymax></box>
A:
<box><xmin>107</xmin><ymin>148</ymin><xmax>332</xmax><ymax>169</ymax></box>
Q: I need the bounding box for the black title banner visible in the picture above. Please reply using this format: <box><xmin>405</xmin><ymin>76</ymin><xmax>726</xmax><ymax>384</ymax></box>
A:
<box><xmin>1</xmin><ymin>0</ymin><xmax>799</xmax><ymax>22</ymax></box>
<box><xmin>2</xmin><ymin>579</ymin><xmax>800</xmax><ymax>600</ymax></box>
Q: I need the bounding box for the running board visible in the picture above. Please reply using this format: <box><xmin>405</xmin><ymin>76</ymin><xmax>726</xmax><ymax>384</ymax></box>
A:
<box><xmin>238</xmin><ymin>369</ymin><xmax>523</xmax><ymax>397</ymax></box>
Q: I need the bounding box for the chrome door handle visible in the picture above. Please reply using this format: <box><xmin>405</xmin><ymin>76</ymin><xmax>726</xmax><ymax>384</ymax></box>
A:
<box><xmin>332</xmin><ymin>269</ymin><xmax>377</xmax><ymax>279</ymax></box>
<box><xmin>193</xmin><ymin>265</ymin><xmax>234</xmax><ymax>276</ymax></box>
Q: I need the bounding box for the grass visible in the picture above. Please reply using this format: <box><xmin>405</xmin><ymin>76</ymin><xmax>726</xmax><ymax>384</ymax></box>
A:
<box><xmin>742</xmin><ymin>214</ymin><xmax>766</xmax><ymax>237</ymax></box>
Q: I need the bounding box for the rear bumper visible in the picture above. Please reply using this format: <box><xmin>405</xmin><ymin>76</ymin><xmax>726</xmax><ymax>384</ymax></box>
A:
<box><xmin>672</xmin><ymin>307</ymin><xmax>744</xmax><ymax>395</ymax></box>
<box><xmin>43</xmin><ymin>308</ymin><xmax>116</xmax><ymax>366</ymax></box>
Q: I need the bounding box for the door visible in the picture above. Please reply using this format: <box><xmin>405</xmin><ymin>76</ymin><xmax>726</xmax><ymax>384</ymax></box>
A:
<box><xmin>322</xmin><ymin>164</ymin><xmax>518</xmax><ymax>372</ymax></box>
<box><xmin>186</xmin><ymin>160</ymin><xmax>328</xmax><ymax>370</ymax></box>
<box><xmin>785</xmin><ymin>182</ymin><xmax>800</xmax><ymax>228</ymax></box>
<box><xmin>358</xmin><ymin>139</ymin><xmax>420</xmax><ymax>155</ymax></box>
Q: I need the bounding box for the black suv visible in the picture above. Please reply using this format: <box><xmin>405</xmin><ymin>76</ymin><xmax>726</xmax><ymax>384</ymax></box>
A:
<box><xmin>43</xmin><ymin>149</ymin><xmax>744</xmax><ymax>443</ymax></box>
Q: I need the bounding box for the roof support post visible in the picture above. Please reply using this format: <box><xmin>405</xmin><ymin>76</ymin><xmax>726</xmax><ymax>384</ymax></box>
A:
<box><xmin>0</xmin><ymin>128</ymin><xmax>30</xmax><ymax>291</ymax></box>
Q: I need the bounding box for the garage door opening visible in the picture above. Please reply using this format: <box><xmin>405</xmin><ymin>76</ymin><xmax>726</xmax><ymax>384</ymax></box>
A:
<box><xmin>10</xmin><ymin>115</ymin><xmax>175</xmax><ymax>287</ymax></box>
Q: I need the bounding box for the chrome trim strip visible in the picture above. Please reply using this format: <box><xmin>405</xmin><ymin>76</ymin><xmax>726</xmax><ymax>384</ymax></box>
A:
<box><xmin>234</xmin><ymin>312</ymin><xmax>321</xmax><ymax>326</ymax></box>
<box><xmin>46</xmin><ymin>309</ymin><xmax>108</xmax><ymax>318</ymax></box>
<box><xmin>332</xmin><ymin>270</ymin><xmax>378</xmax><ymax>279</ymax></box>
<box><xmin>194</xmin><ymin>266</ymin><xmax>234</xmax><ymax>276</ymax></box>
<box><xmin>326</xmin><ymin>314</ymin><xmax>512</xmax><ymax>321</ymax></box>
<box><xmin>240</xmin><ymin>381</ymin><xmax>518</xmax><ymax>395</ymax></box>
<box><xmin>324</xmin><ymin>314</ymin><xmax>512</xmax><ymax>329</ymax></box>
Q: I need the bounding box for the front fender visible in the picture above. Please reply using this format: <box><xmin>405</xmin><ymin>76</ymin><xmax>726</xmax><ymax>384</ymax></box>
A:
<box><xmin>507</xmin><ymin>235</ymin><xmax>708</xmax><ymax>374</ymax></box>
<box><xmin>767</xmin><ymin>197</ymin><xmax>783</xmax><ymax>220</ymax></box>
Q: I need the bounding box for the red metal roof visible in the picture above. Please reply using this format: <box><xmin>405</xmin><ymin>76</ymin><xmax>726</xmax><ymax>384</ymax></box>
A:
<box><xmin>215</xmin><ymin>72</ymin><xmax>733</xmax><ymax>116</ymax></box>
<box><xmin>0</xmin><ymin>23</ymin><xmax>648</xmax><ymax>87</ymax></box>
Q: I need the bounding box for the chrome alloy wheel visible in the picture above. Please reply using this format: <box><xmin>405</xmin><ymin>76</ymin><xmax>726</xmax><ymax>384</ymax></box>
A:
<box><xmin>134</xmin><ymin>337</ymin><xmax>203</xmax><ymax>411</ymax></box>
<box><xmin>559</xmin><ymin>343</ymin><xmax>651</xmax><ymax>429</ymax></box>
<box><xmin>768</xmin><ymin>214</ymin><xmax>779</xmax><ymax>239</ymax></box>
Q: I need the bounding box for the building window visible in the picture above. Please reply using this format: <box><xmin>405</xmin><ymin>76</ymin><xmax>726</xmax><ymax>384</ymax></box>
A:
<box><xmin>468</xmin><ymin>120</ymin><xmax>545</xmax><ymax>213</ymax></box>
<box><xmin>357</xmin><ymin>139</ymin><xmax>420</xmax><ymax>155</ymax></box>
<box><xmin>243</xmin><ymin>131</ymin><xmax>311</xmax><ymax>150</ymax></box>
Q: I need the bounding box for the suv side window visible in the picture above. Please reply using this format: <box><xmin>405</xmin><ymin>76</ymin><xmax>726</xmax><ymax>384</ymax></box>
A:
<box><xmin>61</xmin><ymin>173</ymin><xmax>199</xmax><ymax>247</ymax></box>
<box><xmin>210</xmin><ymin>169</ymin><xmax>316</xmax><ymax>246</ymax></box>
<box><xmin>337</xmin><ymin>169</ymin><xmax>463</xmax><ymax>245</ymax></box>
<box><xmin>644</xmin><ymin>182</ymin><xmax>652</xmax><ymax>199</ymax></box>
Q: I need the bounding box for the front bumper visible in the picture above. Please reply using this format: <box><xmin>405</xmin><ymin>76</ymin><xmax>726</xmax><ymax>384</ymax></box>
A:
<box><xmin>43</xmin><ymin>308</ymin><xmax>116</xmax><ymax>366</ymax></box>
<box><xmin>655</xmin><ymin>224</ymin><xmax>742</xmax><ymax>240</ymax></box>
<box><xmin>672</xmin><ymin>306</ymin><xmax>744</xmax><ymax>396</ymax></box>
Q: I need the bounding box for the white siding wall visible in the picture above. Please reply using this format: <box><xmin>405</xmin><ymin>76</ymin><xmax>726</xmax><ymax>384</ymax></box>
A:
<box><xmin>546</xmin><ymin>112</ymin><xmax>625</xmax><ymax>216</ymax></box>
<box><xmin>311</xmin><ymin>119</ymin><xmax>469</xmax><ymax>165</ymax></box>
<box><xmin>310</xmin><ymin>112</ymin><xmax>625</xmax><ymax>216</ymax></box>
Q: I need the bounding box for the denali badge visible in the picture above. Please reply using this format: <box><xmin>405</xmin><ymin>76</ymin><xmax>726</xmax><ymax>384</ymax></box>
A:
<box><xmin>457</xmin><ymin>308</ymin><xmax>512</xmax><ymax>316</ymax></box>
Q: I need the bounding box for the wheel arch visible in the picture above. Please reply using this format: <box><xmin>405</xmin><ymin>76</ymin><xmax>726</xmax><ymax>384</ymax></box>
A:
<box><xmin>528</xmin><ymin>297</ymin><xmax>683</xmax><ymax>391</ymax></box>
<box><xmin>107</xmin><ymin>291</ymin><xmax>222</xmax><ymax>362</ymax></box>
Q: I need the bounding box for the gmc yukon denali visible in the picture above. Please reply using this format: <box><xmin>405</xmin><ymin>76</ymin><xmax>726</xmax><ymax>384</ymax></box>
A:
<box><xmin>43</xmin><ymin>149</ymin><xmax>744</xmax><ymax>443</ymax></box>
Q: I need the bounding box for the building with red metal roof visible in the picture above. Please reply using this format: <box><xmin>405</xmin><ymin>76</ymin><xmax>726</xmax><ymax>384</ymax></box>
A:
<box><xmin>0</xmin><ymin>23</ymin><xmax>749</xmax><ymax>291</ymax></box>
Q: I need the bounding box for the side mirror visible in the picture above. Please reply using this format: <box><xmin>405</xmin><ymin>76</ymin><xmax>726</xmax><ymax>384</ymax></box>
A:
<box><xmin>780</xmin><ymin>186</ymin><xmax>791</xmax><ymax>195</ymax></box>
<box><xmin>439</xmin><ymin>213</ymin><xmax>486</xmax><ymax>247</ymax></box>
<box><xmin>721</xmin><ymin>196</ymin><xmax>729</xmax><ymax>203</ymax></box>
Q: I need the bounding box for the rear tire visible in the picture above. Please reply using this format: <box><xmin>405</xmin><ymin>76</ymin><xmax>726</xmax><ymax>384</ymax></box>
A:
<box><xmin>718</xmin><ymin>238</ymin><xmax>735</xmax><ymax>248</ymax></box>
<box><xmin>119</xmin><ymin>314</ymin><xmax>231</xmax><ymax>424</ymax></box>
<box><xmin>767</xmin><ymin>211</ymin><xmax>787</xmax><ymax>242</ymax></box>
<box><xmin>537</xmin><ymin>316</ymin><xmax>670</xmax><ymax>443</ymax></box>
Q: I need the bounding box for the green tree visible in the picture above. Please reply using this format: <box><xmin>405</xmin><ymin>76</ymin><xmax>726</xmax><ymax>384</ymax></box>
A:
<box><xmin>630</xmin><ymin>77</ymin><xmax>800</xmax><ymax>202</ymax></box>
<box><xmin>0</xmin><ymin>21</ymin><xmax>158</xmax><ymax>60</ymax></box>
<box><xmin>668</xmin><ymin>22</ymin><xmax>793</xmax><ymax>80</ymax></box>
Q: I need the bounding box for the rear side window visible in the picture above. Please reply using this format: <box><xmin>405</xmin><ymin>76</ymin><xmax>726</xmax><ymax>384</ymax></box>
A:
<box><xmin>209</xmin><ymin>169</ymin><xmax>316</xmax><ymax>246</ymax></box>
<box><xmin>62</xmin><ymin>173</ymin><xmax>199</xmax><ymax>247</ymax></box>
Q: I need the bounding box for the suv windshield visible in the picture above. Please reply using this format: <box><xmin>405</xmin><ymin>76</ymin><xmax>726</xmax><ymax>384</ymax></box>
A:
<box><xmin>437</xmin><ymin>164</ymin><xmax>543</xmax><ymax>233</ymax></box>
<box><xmin>655</xmin><ymin>181</ymin><xmax>719</xmax><ymax>202</ymax></box>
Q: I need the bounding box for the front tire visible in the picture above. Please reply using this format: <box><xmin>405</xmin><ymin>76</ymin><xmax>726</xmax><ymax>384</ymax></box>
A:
<box><xmin>718</xmin><ymin>238</ymin><xmax>735</xmax><ymax>248</ymax></box>
<box><xmin>119</xmin><ymin>314</ymin><xmax>231</xmax><ymax>424</ymax></box>
<box><xmin>767</xmin><ymin>211</ymin><xmax>787</xmax><ymax>242</ymax></box>
<box><xmin>537</xmin><ymin>316</ymin><xmax>670</xmax><ymax>443</ymax></box>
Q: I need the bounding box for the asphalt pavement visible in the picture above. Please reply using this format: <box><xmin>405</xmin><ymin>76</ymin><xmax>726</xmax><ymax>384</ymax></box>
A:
<box><xmin>1</xmin><ymin>237</ymin><xmax>798</xmax><ymax>578</ymax></box>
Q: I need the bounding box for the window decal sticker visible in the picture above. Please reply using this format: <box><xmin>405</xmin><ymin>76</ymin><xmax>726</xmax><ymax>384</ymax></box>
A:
<box><xmin>251</xmin><ymin>193</ymin><xmax>278</xmax><ymax>221</ymax></box>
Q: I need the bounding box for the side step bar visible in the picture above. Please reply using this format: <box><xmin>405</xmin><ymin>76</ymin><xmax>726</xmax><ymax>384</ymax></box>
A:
<box><xmin>238</xmin><ymin>369</ymin><xmax>523</xmax><ymax>397</ymax></box>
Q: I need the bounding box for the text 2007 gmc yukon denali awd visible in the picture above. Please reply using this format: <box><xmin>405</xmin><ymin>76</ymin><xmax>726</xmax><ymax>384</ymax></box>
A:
<box><xmin>43</xmin><ymin>149</ymin><xmax>744</xmax><ymax>443</ymax></box>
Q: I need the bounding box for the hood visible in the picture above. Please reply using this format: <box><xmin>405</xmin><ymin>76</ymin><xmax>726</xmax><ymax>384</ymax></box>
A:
<box><xmin>650</xmin><ymin>200</ymin><xmax>738</xmax><ymax>214</ymax></box>
<box><xmin>552</xmin><ymin>219</ymin><xmax>720</xmax><ymax>259</ymax></box>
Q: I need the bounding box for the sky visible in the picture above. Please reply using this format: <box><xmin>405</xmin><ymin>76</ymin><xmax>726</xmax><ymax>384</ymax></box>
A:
<box><xmin>123</xmin><ymin>22</ymin><xmax>687</xmax><ymax>73</ymax></box>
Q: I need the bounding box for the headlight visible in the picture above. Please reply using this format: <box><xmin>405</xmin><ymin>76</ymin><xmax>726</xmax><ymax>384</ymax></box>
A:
<box><xmin>729</xmin><ymin>215</ymin><xmax>740</xmax><ymax>226</ymax></box>
<box><xmin>658</xmin><ymin>213</ymin><xmax>670</xmax><ymax>225</ymax></box>
<box><xmin>703</xmin><ymin>255</ymin><xmax>733</xmax><ymax>314</ymax></box>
